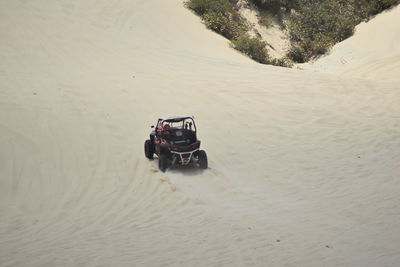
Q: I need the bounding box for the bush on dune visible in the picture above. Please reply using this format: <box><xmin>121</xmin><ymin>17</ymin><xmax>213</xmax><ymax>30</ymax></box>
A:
<box><xmin>287</xmin><ymin>0</ymin><xmax>357</xmax><ymax>62</ymax></box>
<box><xmin>185</xmin><ymin>0</ymin><xmax>234</xmax><ymax>16</ymax></box>
<box><xmin>230</xmin><ymin>34</ymin><xmax>293</xmax><ymax>66</ymax></box>
<box><xmin>186</xmin><ymin>0</ymin><xmax>248</xmax><ymax>39</ymax></box>
<box><xmin>230</xmin><ymin>34</ymin><xmax>271</xmax><ymax>63</ymax></box>
<box><xmin>202</xmin><ymin>10</ymin><xmax>249</xmax><ymax>39</ymax></box>
<box><xmin>250</xmin><ymin>0</ymin><xmax>299</xmax><ymax>12</ymax></box>
<box><xmin>351</xmin><ymin>0</ymin><xmax>400</xmax><ymax>18</ymax></box>
<box><xmin>248</xmin><ymin>0</ymin><xmax>400</xmax><ymax>63</ymax></box>
<box><xmin>287</xmin><ymin>0</ymin><xmax>400</xmax><ymax>62</ymax></box>
<box><xmin>186</xmin><ymin>0</ymin><xmax>400</xmax><ymax>65</ymax></box>
<box><xmin>186</xmin><ymin>0</ymin><xmax>292</xmax><ymax>66</ymax></box>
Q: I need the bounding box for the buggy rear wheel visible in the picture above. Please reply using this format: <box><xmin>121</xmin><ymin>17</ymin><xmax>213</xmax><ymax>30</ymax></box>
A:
<box><xmin>158</xmin><ymin>154</ymin><xmax>169</xmax><ymax>172</ymax></box>
<box><xmin>144</xmin><ymin>140</ymin><xmax>154</xmax><ymax>159</ymax></box>
<box><xmin>198</xmin><ymin>150</ymin><xmax>208</xmax><ymax>169</ymax></box>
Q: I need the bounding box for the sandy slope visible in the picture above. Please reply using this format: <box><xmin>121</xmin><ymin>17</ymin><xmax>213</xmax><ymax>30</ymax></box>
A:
<box><xmin>304</xmin><ymin>5</ymin><xmax>400</xmax><ymax>81</ymax></box>
<box><xmin>1</xmin><ymin>1</ymin><xmax>400</xmax><ymax>266</ymax></box>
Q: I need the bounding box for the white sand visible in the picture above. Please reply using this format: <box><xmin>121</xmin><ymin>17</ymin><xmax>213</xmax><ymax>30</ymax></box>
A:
<box><xmin>1</xmin><ymin>1</ymin><xmax>399</xmax><ymax>266</ymax></box>
<box><xmin>303</xmin><ymin>5</ymin><xmax>400</xmax><ymax>81</ymax></box>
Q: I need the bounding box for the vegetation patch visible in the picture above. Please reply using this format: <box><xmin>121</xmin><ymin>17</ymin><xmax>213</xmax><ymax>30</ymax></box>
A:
<box><xmin>186</xmin><ymin>0</ymin><xmax>400</xmax><ymax>65</ymax></box>
<box><xmin>287</xmin><ymin>0</ymin><xmax>357</xmax><ymax>62</ymax></box>
<box><xmin>249</xmin><ymin>0</ymin><xmax>299</xmax><ymax>13</ymax></box>
<box><xmin>252</xmin><ymin>0</ymin><xmax>400</xmax><ymax>63</ymax></box>
<box><xmin>186</xmin><ymin>0</ymin><xmax>289</xmax><ymax>66</ymax></box>
<box><xmin>230</xmin><ymin>33</ymin><xmax>270</xmax><ymax>63</ymax></box>
<box><xmin>185</xmin><ymin>0</ymin><xmax>248</xmax><ymax>39</ymax></box>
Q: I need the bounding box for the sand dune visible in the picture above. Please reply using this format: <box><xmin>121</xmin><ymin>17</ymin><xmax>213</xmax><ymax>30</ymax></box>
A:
<box><xmin>1</xmin><ymin>1</ymin><xmax>400</xmax><ymax>266</ymax></box>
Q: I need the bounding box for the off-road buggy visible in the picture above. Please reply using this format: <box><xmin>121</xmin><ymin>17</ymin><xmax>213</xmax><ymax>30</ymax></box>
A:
<box><xmin>144</xmin><ymin>116</ymin><xmax>208</xmax><ymax>172</ymax></box>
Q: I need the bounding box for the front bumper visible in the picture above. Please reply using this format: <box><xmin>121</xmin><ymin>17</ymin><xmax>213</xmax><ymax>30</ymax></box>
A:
<box><xmin>171</xmin><ymin>149</ymin><xmax>199</xmax><ymax>166</ymax></box>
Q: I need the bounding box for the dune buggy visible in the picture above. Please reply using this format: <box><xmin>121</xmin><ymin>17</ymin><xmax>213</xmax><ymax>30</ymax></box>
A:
<box><xmin>144</xmin><ymin>116</ymin><xmax>208</xmax><ymax>172</ymax></box>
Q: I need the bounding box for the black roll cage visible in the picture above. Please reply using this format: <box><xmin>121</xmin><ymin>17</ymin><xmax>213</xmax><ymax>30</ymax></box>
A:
<box><xmin>156</xmin><ymin>116</ymin><xmax>197</xmax><ymax>133</ymax></box>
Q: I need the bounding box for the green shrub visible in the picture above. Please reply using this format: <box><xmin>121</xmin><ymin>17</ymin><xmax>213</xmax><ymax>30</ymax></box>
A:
<box><xmin>203</xmin><ymin>11</ymin><xmax>248</xmax><ymax>39</ymax></box>
<box><xmin>186</xmin><ymin>0</ymin><xmax>400</xmax><ymax>65</ymax></box>
<box><xmin>185</xmin><ymin>0</ymin><xmax>232</xmax><ymax>16</ymax></box>
<box><xmin>287</xmin><ymin>0</ymin><xmax>358</xmax><ymax>62</ymax></box>
<box><xmin>287</xmin><ymin>38</ymin><xmax>331</xmax><ymax>63</ymax></box>
<box><xmin>350</xmin><ymin>0</ymin><xmax>400</xmax><ymax>18</ymax></box>
<box><xmin>287</xmin><ymin>0</ymin><xmax>400</xmax><ymax>62</ymax></box>
<box><xmin>382</xmin><ymin>0</ymin><xmax>400</xmax><ymax>8</ymax></box>
<box><xmin>186</xmin><ymin>0</ymin><xmax>248</xmax><ymax>39</ymax></box>
<box><xmin>250</xmin><ymin>0</ymin><xmax>299</xmax><ymax>12</ymax></box>
<box><xmin>230</xmin><ymin>34</ymin><xmax>271</xmax><ymax>63</ymax></box>
<box><xmin>186</xmin><ymin>0</ymin><xmax>294</xmax><ymax>66</ymax></box>
<box><xmin>270</xmin><ymin>57</ymin><xmax>293</xmax><ymax>67</ymax></box>
<box><xmin>250</xmin><ymin>0</ymin><xmax>400</xmax><ymax>63</ymax></box>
